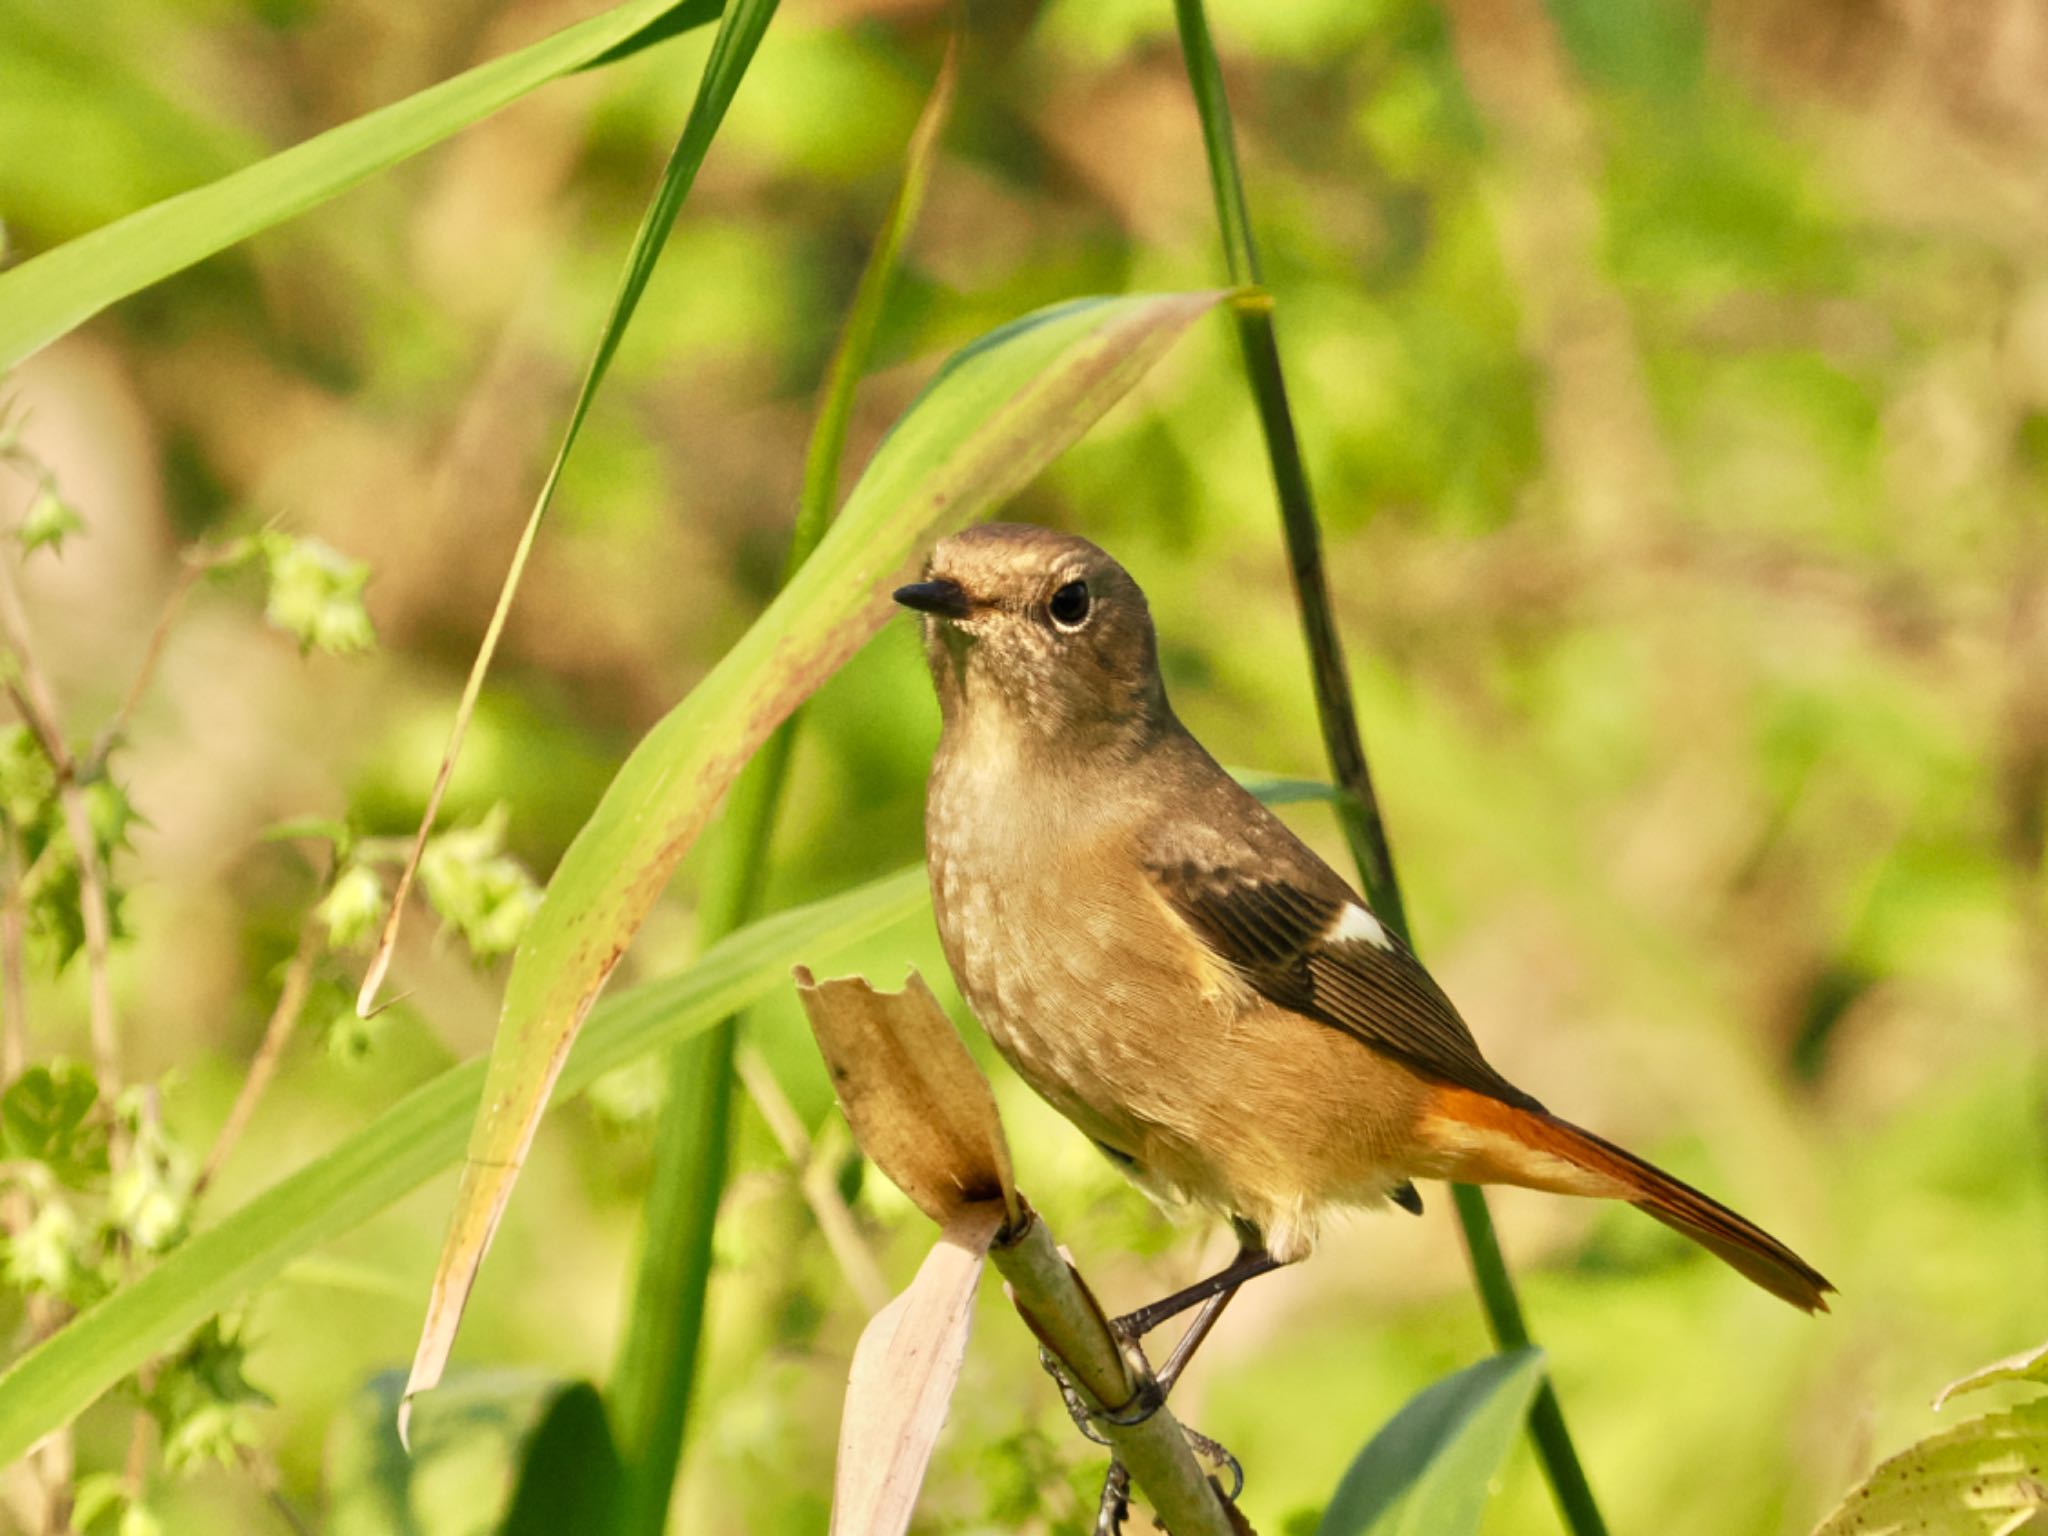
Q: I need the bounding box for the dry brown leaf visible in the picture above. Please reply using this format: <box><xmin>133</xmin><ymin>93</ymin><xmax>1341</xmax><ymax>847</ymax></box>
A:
<box><xmin>832</xmin><ymin>1201</ymin><xmax>1005</xmax><ymax>1536</ymax></box>
<box><xmin>794</xmin><ymin>968</ymin><xmax>1017</xmax><ymax>1227</ymax></box>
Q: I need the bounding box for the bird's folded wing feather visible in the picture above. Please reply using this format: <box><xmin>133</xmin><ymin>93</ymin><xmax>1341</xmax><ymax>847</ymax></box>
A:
<box><xmin>1142</xmin><ymin>828</ymin><xmax>1539</xmax><ymax>1111</ymax></box>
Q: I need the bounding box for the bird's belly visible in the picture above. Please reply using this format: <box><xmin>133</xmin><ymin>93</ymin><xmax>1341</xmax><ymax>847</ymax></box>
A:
<box><xmin>930</xmin><ymin>839</ymin><xmax>1430</xmax><ymax>1261</ymax></box>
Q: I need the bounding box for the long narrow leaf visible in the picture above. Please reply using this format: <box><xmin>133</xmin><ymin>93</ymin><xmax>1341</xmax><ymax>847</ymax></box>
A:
<box><xmin>0</xmin><ymin>0</ymin><xmax>723</xmax><ymax>369</ymax></box>
<box><xmin>400</xmin><ymin>287</ymin><xmax>1226</xmax><ymax>1423</ymax></box>
<box><xmin>357</xmin><ymin>0</ymin><xmax>780</xmax><ymax>1022</ymax></box>
<box><xmin>0</xmin><ymin>865</ymin><xmax>927</xmax><ymax>1468</ymax></box>
<box><xmin>606</xmin><ymin>38</ymin><xmax>956</xmax><ymax>1530</ymax></box>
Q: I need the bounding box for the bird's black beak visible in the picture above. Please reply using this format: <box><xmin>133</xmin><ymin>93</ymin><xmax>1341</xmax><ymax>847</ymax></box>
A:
<box><xmin>893</xmin><ymin>578</ymin><xmax>972</xmax><ymax>620</ymax></box>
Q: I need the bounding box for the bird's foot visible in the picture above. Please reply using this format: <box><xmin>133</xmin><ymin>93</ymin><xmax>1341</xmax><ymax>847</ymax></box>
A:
<box><xmin>1095</xmin><ymin>1459</ymin><xmax>1131</xmax><ymax>1536</ymax></box>
<box><xmin>1037</xmin><ymin>1344</ymin><xmax>1166</xmax><ymax>1440</ymax></box>
<box><xmin>1089</xmin><ymin>1427</ymin><xmax>1243</xmax><ymax>1536</ymax></box>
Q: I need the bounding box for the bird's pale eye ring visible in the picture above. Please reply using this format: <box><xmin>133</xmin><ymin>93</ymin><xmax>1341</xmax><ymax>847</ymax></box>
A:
<box><xmin>1047</xmin><ymin>579</ymin><xmax>1092</xmax><ymax>631</ymax></box>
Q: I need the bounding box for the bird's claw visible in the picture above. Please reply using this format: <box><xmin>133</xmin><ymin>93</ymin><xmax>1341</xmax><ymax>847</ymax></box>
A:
<box><xmin>1038</xmin><ymin>1345</ymin><xmax>1115</xmax><ymax>1447</ymax></box>
<box><xmin>1183</xmin><ymin>1424</ymin><xmax>1245</xmax><ymax>1502</ymax></box>
<box><xmin>1036</xmin><ymin>1344</ymin><xmax>1165</xmax><ymax>1433</ymax></box>
<box><xmin>1037</xmin><ymin>1339</ymin><xmax>1242</xmax><ymax>1527</ymax></box>
<box><xmin>1095</xmin><ymin>1459</ymin><xmax>1132</xmax><ymax>1535</ymax></box>
<box><xmin>1089</xmin><ymin>1426</ymin><xmax>1243</xmax><ymax>1534</ymax></box>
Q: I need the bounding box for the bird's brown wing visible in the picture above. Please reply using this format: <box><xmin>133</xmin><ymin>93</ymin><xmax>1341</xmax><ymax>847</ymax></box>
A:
<box><xmin>1140</xmin><ymin>774</ymin><xmax>1539</xmax><ymax>1110</ymax></box>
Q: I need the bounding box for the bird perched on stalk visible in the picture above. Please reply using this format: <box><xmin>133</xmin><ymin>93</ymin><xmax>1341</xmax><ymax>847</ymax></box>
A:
<box><xmin>896</xmin><ymin>523</ymin><xmax>1830</xmax><ymax>1521</ymax></box>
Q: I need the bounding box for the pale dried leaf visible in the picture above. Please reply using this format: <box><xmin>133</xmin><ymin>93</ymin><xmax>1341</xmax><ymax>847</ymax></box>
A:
<box><xmin>794</xmin><ymin>968</ymin><xmax>1016</xmax><ymax>1227</ymax></box>
<box><xmin>833</xmin><ymin>1202</ymin><xmax>1004</xmax><ymax>1536</ymax></box>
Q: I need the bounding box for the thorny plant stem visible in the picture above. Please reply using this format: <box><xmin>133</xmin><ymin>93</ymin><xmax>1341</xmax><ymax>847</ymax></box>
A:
<box><xmin>85</xmin><ymin>554</ymin><xmax>215</xmax><ymax>776</ymax></box>
<box><xmin>195</xmin><ymin>916</ymin><xmax>323</xmax><ymax>1198</ymax></box>
<box><xmin>0</xmin><ymin>552</ymin><xmax>121</xmax><ymax>1099</ymax></box>
<box><xmin>1168</xmin><ymin>4</ymin><xmax>1608</xmax><ymax>1533</ymax></box>
<box><xmin>3</xmin><ymin>836</ymin><xmax>25</xmax><ymax>1081</ymax></box>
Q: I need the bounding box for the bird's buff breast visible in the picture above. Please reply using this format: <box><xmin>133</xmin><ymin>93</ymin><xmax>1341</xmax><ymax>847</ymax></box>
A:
<box><xmin>925</xmin><ymin>743</ymin><xmax>1426</xmax><ymax>1259</ymax></box>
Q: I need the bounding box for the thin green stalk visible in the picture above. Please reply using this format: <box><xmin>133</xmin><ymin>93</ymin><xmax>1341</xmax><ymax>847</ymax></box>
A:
<box><xmin>607</xmin><ymin>43</ymin><xmax>955</xmax><ymax>1535</ymax></box>
<box><xmin>358</xmin><ymin>0</ymin><xmax>777</xmax><ymax>1021</ymax></box>
<box><xmin>611</xmin><ymin>1023</ymin><xmax>734</xmax><ymax>1536</ymax></box>
<box><xmin>582</xmin><ymin>0</ymin><xmax>786</xmax><ymax>1524</ymax></box>
<box><xmin>1167</xmin><ymin>4</ymin><xmax>1608</xmax><ymax>1533</ymax></box>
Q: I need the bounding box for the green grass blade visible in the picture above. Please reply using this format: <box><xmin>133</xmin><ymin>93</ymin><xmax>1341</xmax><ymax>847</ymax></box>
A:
<box><xmin>604</xmin><ymin>42</ymin><xmax>957</xmax><ymax>1534</ymax></box>
<box><xmin>401</xmin><ymin>287</ymin><xmax>1225</xmax><ymax>1423</ymax></box>
<box><xmin>1316</xmin><ymin>1349</ymin><xmax>1546</xmax><ymax>1536</ymax></box>
<box><xmin>0</xmin><ymin>865</ymin><xmax>928</xmax><ymax>1469</ymax></box>
<box><xmin>1168</xmin><ymin>6</ymin><xmax>1607</xmax><ymax>1532</ymax></box>
<box><xmin>0</xmin><ymin>0</ymin><xmax>722</xmax><ymax>370</ymax></box>
<box><xmin>356</xmin><ymin>0</ymin><xmax>779</xmax><ymax>1022</ymax></box>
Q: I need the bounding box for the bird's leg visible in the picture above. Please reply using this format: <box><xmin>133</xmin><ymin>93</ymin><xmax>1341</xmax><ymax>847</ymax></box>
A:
<box><xmin>1082</xmin><ymin>1241</ymin><xmax>1278</xmax><ymax>1532</ymax></box>
<box><xmin>1110</xmin><ymin>1240</ymin><xmax>1282</xmax><ymax>1342</ymax></box>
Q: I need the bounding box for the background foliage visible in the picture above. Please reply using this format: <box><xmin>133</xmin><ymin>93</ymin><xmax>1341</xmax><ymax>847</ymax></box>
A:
<box><xmin>1</xmin><ymin>0</ymin><xmax>2045</xmax><ymax>1531</ymax></box>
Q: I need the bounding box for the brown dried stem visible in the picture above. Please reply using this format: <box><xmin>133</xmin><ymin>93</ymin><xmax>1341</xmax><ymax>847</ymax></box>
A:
<box><xmin>0</xmin><ymin>552</ymin><xmax>121</xmax><ymax>1097</ymax></box>
<box><xmin>194</xmin><ymin>916</ymin><xmax>323</xmax><ymax>1200</ymax></box>
<box><xmin>3</xmin><ymin>834</ymin><xmax>25</xmax><ymax>1082</ymax></box>
<box><xmin>84</xmin><ymin>552</ymin><xmax>217</xmax><ymax>776</ymax></box>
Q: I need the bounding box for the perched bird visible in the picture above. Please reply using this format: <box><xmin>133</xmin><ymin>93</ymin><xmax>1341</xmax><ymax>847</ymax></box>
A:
<box><xmin>897</xmin><ymin>522</ymin><xmax>1831</xmax><ymax>1324</ymax></box>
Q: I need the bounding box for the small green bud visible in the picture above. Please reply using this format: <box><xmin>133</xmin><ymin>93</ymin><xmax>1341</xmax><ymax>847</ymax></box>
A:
<box><xmin>317</xmin><ymin>863</ymin><xmax>386</xmax><ymax>951</ymax></box>
<box><xmin>18</xmin><ymin>487</ymin><xmax>84</xmax><ymax>556</ymax></box>
<box><xmin>258</xmin><ymin>533</ymin><xmax>376</xmax><ymax>656</ymax></box>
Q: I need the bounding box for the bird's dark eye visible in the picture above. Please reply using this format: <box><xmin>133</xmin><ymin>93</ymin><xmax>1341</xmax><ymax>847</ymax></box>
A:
<box><xmin>1048</xmin><ymin>579</ymin><xmax>1091</xmax><ymax>630</ymax></box>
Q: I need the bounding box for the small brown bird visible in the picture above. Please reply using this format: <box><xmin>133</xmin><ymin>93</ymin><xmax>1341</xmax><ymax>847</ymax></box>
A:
<box><xmin>897</xmin><ymin>522</ymin><xmax>1831</xmax><ymax>1328</ymax></box>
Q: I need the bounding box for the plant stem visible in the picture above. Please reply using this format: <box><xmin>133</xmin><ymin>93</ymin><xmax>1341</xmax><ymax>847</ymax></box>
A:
<box><xmin>606</xmin><ymin>36</ymin><xmax>954</xmax><ymax>1532</ymax></box>
<box><xmin>990</xmin><ymin>1206</ymin><xmax>1239</xmax><ymax>1536</ymax></box>
<box><xmin>736</xmin><ymin>1043</ymin><xmax>893</xmax><ymax>1314</ymax></box>
<box><xmin>194</xmin><ymin>916</ymin><xmax>322</xmax><ymax>1199</ymax></box>
<box><xmin>610</xmin><ymin>1021</ymin><xmax>735</xmax><ymax>1536</ymax></box>
<box><xmin>1168</xmin><ymin>4</ymin><xmax>1606</xmax><ymax>1532</ymax></box>
<box><xmin>0</xmin><ymin>549</ymin><xmax>121</xmax><ymax>1100</ymax></box>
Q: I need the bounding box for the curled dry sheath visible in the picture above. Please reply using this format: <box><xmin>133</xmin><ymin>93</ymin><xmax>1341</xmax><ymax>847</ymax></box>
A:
<box><xmin>794</xmin><ymin>968</ymin><xmax>1247</xmax><ymax>1536</ymax></box>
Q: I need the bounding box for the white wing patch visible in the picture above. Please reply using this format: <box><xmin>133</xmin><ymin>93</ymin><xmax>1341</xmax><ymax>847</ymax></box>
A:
<box><xmin>1326</xmin><ymin>903</ymin><xmax>1392</xmax><ymax>950</ymax></box>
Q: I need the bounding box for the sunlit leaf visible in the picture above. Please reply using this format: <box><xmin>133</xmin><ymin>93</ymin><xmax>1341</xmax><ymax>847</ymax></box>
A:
<box><xmin>400</xmin><ymin>287</ymin><xmax>1224</xmax><ymax>1424</ymax></box>
<box><xmin>1811</xmin><ymin>1401</ymin><xmax>2048</xmax><ymax>1536</ymax></box>
<box><xmin>1937</xmin><ymin>1341</ymin><xmax>2048</xmax><ymax>1409</ymax></box>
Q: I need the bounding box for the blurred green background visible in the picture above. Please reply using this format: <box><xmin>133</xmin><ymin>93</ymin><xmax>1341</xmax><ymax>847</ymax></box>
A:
<box><xmin>2</xmin><ymin>0</ymin><xmax>2045</xmax><ymax>1530</ymax></box>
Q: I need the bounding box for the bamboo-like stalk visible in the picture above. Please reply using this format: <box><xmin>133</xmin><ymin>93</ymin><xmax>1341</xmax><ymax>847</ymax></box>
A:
<box><xmin>797</xmin><ymin>971</ymin><xmax>1248</xmax><ymax>1535</ymax></box>
<box><xmin>989</xmin><ymin>1209</ymin><xmax>1242</xmax><ymax>1536</ymax></box>
<box><xmin>1167</xmin><ymin>4</ymin><xmax>1608</xmax><ymax>1532</ymax></box>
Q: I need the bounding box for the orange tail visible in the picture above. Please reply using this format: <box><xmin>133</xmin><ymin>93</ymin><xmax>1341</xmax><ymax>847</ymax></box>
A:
<box><xmin>1423</xmin><ymin>1086</ymin><xmax>1833</xmax><ymax>1313</ymax></box>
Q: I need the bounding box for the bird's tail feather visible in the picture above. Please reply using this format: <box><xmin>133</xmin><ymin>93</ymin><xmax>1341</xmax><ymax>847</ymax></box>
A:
<box><xmin>1423</xmin><ymin>1086</ymin><xmax>1833</xmax><ymax>1313</ymax></box>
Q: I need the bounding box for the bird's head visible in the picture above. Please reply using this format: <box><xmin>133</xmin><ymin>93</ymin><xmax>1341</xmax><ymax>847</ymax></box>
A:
<box><xmin>895</xmin><ymin>523</ymin><xmax>1169</xmax><ymax>751</ymax></box>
